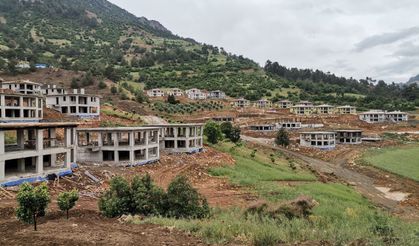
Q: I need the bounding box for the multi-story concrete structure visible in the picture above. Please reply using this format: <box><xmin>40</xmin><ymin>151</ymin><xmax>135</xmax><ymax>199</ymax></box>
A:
<box><xmin>249</xmin><ymin>124</ymin><xmax>275</xmax><ymax>131</ymax></box>
<box><xmin>0</xmin><ymin>122</ymin><xmax>78</xmax><ymax>185</ymax></box>
<box><xmin>151</xmin><ymin>124</ymin><xmax>204</xmax><ymax>153</ymax></box>
<box><xmin>300</xmin><ymin>132</ymin><xmax>336</xmax><ymax>149</ymax></box>
<box><xmin>45</xmin><ymin>89</ymin><xmax>100</xmax><ymax>118</ymax></box>
<box><xmin>290</xmin><ymin>104</ymin><xmax>314</xmax><ymax>115</ymax></box>
<box><xmin>42</xmin><ymin>84</ymin><xmax>66</xmax><ymax>95</ymax></box>
<box><xmin>1</xmin><ymin>80</ymin><xmax>42</xmax><ymax>95</ymax></box>
<box><xmin>233</xmin><ymin>98</ymin><xmax>251</xmax><ymax>108</ymax></box>
<box><xmin>0</xmin><ymin>90</ymin><xmax>43</xmax><ymax>123</ymax></box>
<box><xmin>385</xmin><ymin>111</ymin><xmax>409</xmax><ymax>122</ymax></box>
<box><xmin>147</xmin><ymin>88</ymin><xmax>165</xmax><ymax>97</ymax></box>
<box><xmin>359</xmin><ymin>110</ymin><xmax>386</xmax><ymax>123</ymax></box>
<box><xmin>212</xmin><ymin>116</ymin><xmax>235</xmax><ymax>122</ymax></box>
<box><xmin>336</xmin><ymin>130</ymin><xmax>362</xmax><ymax>144</ymax></box>
<box><xmin>208</xmin><ymin>90</ymin><xmax>226</xmax><ymax>99</ymax></box>
<box><xmin>276</xmin><ymin>100</ymin><xmax>293</xmax><ymax>109</ymax></box>
<box><xmin>276</xmin><ymin>122</ymin><xmax>302</xmax><ymax>130</ymax></box>
<box><xmin>167</xmin><ymin>88</ymin><xmax>183</xmax><ymax>97</ymax></box>
<box><xmin>254</xmin><ymin>99</ymin><xmax>273</xmax><ymax>109</ymax></box>
<box><xmin>314</xmin><ymin>104</ymin><xmax>335</xmax><ymax>114</ymax></box>
<box><xmin>336</xmin><ymin>105</ymin><xmax>357</xmax><ymax>115</ymax></box>
<box><xmin>76</xmin><ymin>127</ymin><xmax>160</xmax><ymax>166</ymax></box>
<box><xmin>186</xmin><ymin>88</ymin><xmax>207</xmax><ymax>100</ymax></box>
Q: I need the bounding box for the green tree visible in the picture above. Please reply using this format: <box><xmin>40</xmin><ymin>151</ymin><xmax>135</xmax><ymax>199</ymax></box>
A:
<box><xmin>204</xmin><ymin>121</ymin><xmax>223</xmax><ymax>144</ymax></box>
<box><xmin>165</xmin><ymin>176</ymin><xmax>210</xmax><ymax>219</ymax></box>
<box><xmin>110</xmin><ymin>86</ymin><xmax>118</xmax><ymax>94</ymax></box>
<box><xmin>167</xmin><ymin>94</ymin><xmax>178</xmax><ymax>104</ymax></box>
<box><xmin>275</xmin><ymin>128</ymin><xmax>290</xmax><ymax>147</ymax></box>
<box><xmin>16</xmin><ymin>183</ymin><xmax>51</xmax><ymax>231</ymax></box>
<box><xmin>71</xmin><ymin>78</ymin><xmax>79</xmax><ymax>89</ymax></box>
<box><xmin>135</xmin><ymin>90</ymin><xmax>148</xmax><ymax>103</ymax></box>
<box><xmin>220</xmin><ymin>122</ymin><xmax>233</xmax><ymax>138</ymax></box>
<box><xmin>7</xmin><ymin>59</ymin><xmax>17</xmax><ymax>75</ymax></box>
<box><xmin>98</xmin><ymin>80</ymin><xmax>107</xmax><ymax>89</ymax></box>
<box><xmin>57</xmin><ymin>189</ymin><xmax>79</xmax><ymax>219</ymax></box>
<box><xmin>131</xmin><ymin>174</ymin><xmax>166</xmax><ymax>216</ymax></box>
<box><xmin>229</xmin><ymin>126</ymin><xmax>241</xmax><ymax>143</ymax></box>
<box><xmin>98</xmin><ymin>176</ymin><xmax>133</xmax><ymax>218</ymax></box>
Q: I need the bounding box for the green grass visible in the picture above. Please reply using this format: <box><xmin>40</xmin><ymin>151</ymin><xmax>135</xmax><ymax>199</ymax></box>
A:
<box><xmin>363</xmin><ymin>145</ymin><xmax>419</xmax><ymax>181</ymax></box>
<box><xmin>137</xmin><ymin>141</ymin><xmax>419</xmax><ymax>245</ymax></box>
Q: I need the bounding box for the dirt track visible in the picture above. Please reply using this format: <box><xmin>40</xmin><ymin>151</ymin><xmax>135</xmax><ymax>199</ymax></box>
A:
<box><xmin>241</xmin><ymin>135</ymin><xmax>419</xmax><ymax>220</ymax></box>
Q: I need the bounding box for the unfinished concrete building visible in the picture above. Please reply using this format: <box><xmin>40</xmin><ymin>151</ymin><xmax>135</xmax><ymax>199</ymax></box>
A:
<box><xmin>45</xmin><ymin>89</ymin><xmax>100</xmax><ymax>118</ymax></box>
<box><xmin>336</xmin><ymin>105</ymin><xmax>357</xmax><ymax>114</ymax></box>
<box><xmin>297</xmin><ymin>101</ymin><xmax>313</xmax><ymax>106</ymax></box>
<box><xmin>76</xmin><ymin>127</ymin><xmax>161</xmax><ymax>166</ymax></box>
<box><xmin>0</xmin><ymin>90</ymin><xmax>43</xmax><ymax>123</ymax></box>
<box><xmin>147</xmin><ymin>88</ymin><xmax>165</xmax><ymax>97</ymax></box>
<box><xmin>152</xmin><ymin>124</ymin><xmax>204</xmax><ymax>153</ymax></box>
<box><xmin>290</xmin><ymin>104</ymin><xmax>314</xmax><ymax>115</ymax></box>
<box><xmin>299</xmin><ymin>132</ymin><xmax>336</xmax><ymax>149</ymax></box>
<box><xmin>359</xmin><ymin>110</ymin><xmax>386</xmax><ymax>123</ymax></box>
<box><xmin>167</xmin><ymin>88</ymin><xmax>183</xmax><ymax>97</ymax></box>
<box><xmin>208</xmin><ymin>90</ymin><xmax>226</xmax><ymax>100</ymax></box>
<box><xmin>233</xmin><ymin>98</ymin><xmax>251</xmax><ymax>108</ymax></box>
<box><xmin>212</xmin><ymin>116</ymin><xmax>235</xmax><ymax>122</ymax></box>
<box><xmin>42</xmin><ymin>84</ymin><xmax>66</xmax><ymax>95</ymax></box>
<box><xmin>314</xmin><ymin>104</ymin><xmax>335</xmax><ymax>114</ymax></box>
<box><xmin>186</xmin><ymin>88</ymin><xmax>207</xmax><ymax>100</ymax></box>
<box><xmin>1</xmin><ymin>80</ymin><xmax>42</xmax><ymax>95</ymax></box>
<box><xmin>254</xmin><ymin>99</ymin><xmax>273</xmax><ymax>109</ymax></box>
<box><xmin>249</xmin><ymin>124</ymin><xmax>275</xmax><ymax>131</ymax></box>
<box><xmin>276</xmin><ymin>122</ymin><xmax>302</xmax><ymax>130</ymax></box>
<box><xmin>0</xmin><ymin>122</ymin><xmax>78</xmax><ymax>185</ymax></box>
<box><xmin>336</xmin><ymin>130</ymin><xmax>362</xmax><ymax>144</ymax></box>
<box><xmin>276</xmin><ymin>100</ymin><xmax>293</xmax><ymax>109</ymax></box>
<box><xmin>385</xmin><ymin>111</ymin><xmax>409</xmax><ymax>122</ymax></box>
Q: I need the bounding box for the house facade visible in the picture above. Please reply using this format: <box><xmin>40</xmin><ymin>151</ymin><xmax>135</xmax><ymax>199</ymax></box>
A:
<box><xmin>167</xmin><ymin>88</ymin><xmax>183</xmax><ymax>97</ymax></box>
<box><xmin>254</xmin><ymin>99</ymin><xmax>273</xmax><ymax>109</ymax></box>
<box><xmin>314</xmin><ymin>104</ymin><xmax>335</xmax><ymax>114</ymax></box>
<box><xmin>300</xmin><ymin>132</ymin><xmax>336</xmax><ymax>149</ymax></box>
<box><xmin>186</xmin><ymin>88</ymin><xmax>207</xmax><ymax>100</ymax></box>
<box><xmin>0</xmin><ymin>90</ymin><xmax>43</xmax><ymax>123</ymax></box>
<box><xmin>233</xmin><ymin>98</ymin><xmax>250</xmax><ymax>108</ymax></box>
<box><xmin>208</xmin><ymin>90</ymin><xmax>226</xmax><ymax>99</ymax></box>
<box><xmin>290</xmin><ymin>104</ymin><xmax>314</xmax><ymax>115</ymax></box>
<box><xmin>276</xmin><ymin>100</ymin><xmax>293</xmax><ymax>109</ymax></box>
<box><xmin>336</xmin><ymin>105</ymin><xmax>357</xmax><ymax>115</ymax></box>
<box><xmin>45</xmin><ymin>89</ymin><xmax>100</xmax><ymax>118</ymax></box>
<box><xmin>147</xmin><ymin>88</ymin><xmax>165</xmax><ymax>97</ymax></box>
<box><xmin>1</xmin><ymin>80</ymin><xmax>42</xmax><ymax>95</ymax></box>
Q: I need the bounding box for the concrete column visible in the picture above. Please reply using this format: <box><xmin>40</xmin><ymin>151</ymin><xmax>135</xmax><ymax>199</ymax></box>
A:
<box><xmin>145</xmin><ymin>148</ymin><xmax>149</xmax><ymax>160</ymax></box>
<box><xmin>145</xmin><ymin>131</ymin><xmax>149</xmax><ymax>145</ymax></box>
<box><xmin>36</xmin><ymin>155</ymin><xmax>43</xmax><ymax>174</ymax></box>
<box><xmin>65</xmin><ymin>151</ymin><xmax>71</xmax><ymax>168</ymax></box>
<box><xmin>129</xmin><ymin>132</ymin><xmax>135</xmax><ymax>147</ymax></box>
<box><xmin>112</xmin><ymin>133</ymin><xmax>119</xmax><ymax>147</ymax></box>
<box><xmin>98</xmin><ymin>132</ymin><xmax>103</xmax><ymax>147</ymax></box>
<box><xmin>36</xmin><ymin>129</ymin><xmax>44</xmax><ymax>151</ymax></box>
<box><xmin>114</xmin><ymin>151</ymin><xmax>119</xmax><ymax>163</ymax></box>
<box><xmin>49</xmin><ymin>128</ymin><xmax>56</xmax><ymax>147</ymax></box>
<box><xmin>17</xmin><ymin>159</ymin><xmax>25</xmax><ymax>172</ymax></box>
<box><xmin>19</xmin><ymin>97</ymin><xmax>23</xmax><ymax>119</ymax></box>
<box><xmin>51</xmin><ymin>154</ymin><xmax>56</xmax><ymax>167</ymax></box>
<box><xmin>0</xmin><ymin>161</ymin><xmax>5</xmax><ymax>180</ymax></box>
<box><xmin>0</xmin><ymin>95</ymin><xmax>5</xmax><ymax>120</ymax></box>
<box><xmin>130</xmin><ymin>150</ymin><xmax>135</xmax><ymax>163</ymax></box>
<box><xmin>65</xmin><ymin>128</ymin><xmax>72</xmax><ymax>147</ymax></box>
<box><xmin>17</xmin><ymin>129</ymin><xmax>24</xmax><ymax>149</ymax></box>
<box><xmin>0</xmin><ymin>131</ymin><xmax>4</xmax><ymax>155</ymax></box>
<box><xmin>186</xmin><ymin>127</ymin><xmax>190</xmax><ymax>138</ymax></box>
<box><xmin>76</xmin><ymin>96</ymin><xmax>79</xmax><ymax>114</ymax></box>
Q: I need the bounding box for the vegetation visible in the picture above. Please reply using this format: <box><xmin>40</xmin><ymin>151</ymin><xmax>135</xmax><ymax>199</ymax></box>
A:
<box><xmin>152</xmin><ymin>101</ymin><xmax>223</xmax><ymax>115</ymax></box>
<box><xmin>275</xmin><ymin>128</ymin><xmax>290</xmax><ymax>147</ymax></box>
<box><xmin>57</xmin><ymin>189</ymin><xmax>79</xmax><ymax>219</ymax></box>
<box><xmin>16</xmin><ymin>183</ymin><xmax>51</xmax><ymax>231</ymax></box>
<box><xmin>204</xmin><ymin>121</ymin><xmax>223</xmax><ymax>144</ymax></box>
<box><xmin>139</xmin><ymin>142</ymin><xmax>419</xmax><ymax>245</ymax></box>
<box><xmin>362</xmin><ymin>145</ymin><xmax>419</xmax><ymax>181</ymax></box>
<box><xmin>99</xmin><ymin>174</ymin><xmax>209</xmax><ymax>219</ymax></box>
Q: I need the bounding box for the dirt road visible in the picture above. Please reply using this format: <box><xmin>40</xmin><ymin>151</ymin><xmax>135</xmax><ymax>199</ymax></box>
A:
<box><xmin>241</xmin><ymin>135</ymin><xmax>419</xmax><ymax>219</ymax></box>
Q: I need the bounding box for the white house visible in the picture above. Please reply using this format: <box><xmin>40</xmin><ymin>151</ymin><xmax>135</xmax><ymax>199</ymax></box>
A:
<box><xmin>147</xmin><ymin>88</ymin><xmax>165</xmax><ymax>97</ymax></box>
<box><xmin>186</xmin><ymin>88</ymin><xmax>207</xmax><ymax>100</ymax></box>
<box><xmin>208</xmin><ymin>90</ymin><xmax>226</xmax><ymax>99</ymax></box>
<box><xmin>167</xmin><ymin>88</ymin><xmax>183</xmax><ymax>97</ymax></box>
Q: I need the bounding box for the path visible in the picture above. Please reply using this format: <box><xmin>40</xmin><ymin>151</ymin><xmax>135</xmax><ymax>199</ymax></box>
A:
<box><xmin>241</xmin><ymin>135</ymin><xmax>418</xmax><ymax>218</ymax></box>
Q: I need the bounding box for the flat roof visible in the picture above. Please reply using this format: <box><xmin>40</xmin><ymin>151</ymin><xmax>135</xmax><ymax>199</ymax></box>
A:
<box><xmin>0</xmin><ymin>90</ymin><xmax>44</xmax><ymax>98</ymax></box>
<box><xmin>300</xmin><ymin>131</ymin><xmax>336</xmax><ymax>134</ymax></box>
<box><xmin>46</xmin><ymin>93</ymin><xmax>102</xmax><ymax>98</ymax></box>
<box><xmin>315</xmin><ymin>104</ymin><xmax>334</xmax><ymax>107</ymax></box>
<box><xmin>1</xmin><ymin>80</ymin><xmax>42</xmax><ymax>85</ymax></box>
<box><xmin>77</xmin><ymin>127</ymin><xmax>161</xmax><ymax>131</ymax></box>
<box><xmin>335</xmin><ymin>129</ymin><xmax>363</xmax><ymax>132</ymax></box>
<box><xmin>0</xmin><ymin>122</ymin><xmax>79</xmax><ymax>130</ymax></box>
<box><xmin>146</xmin><ymin>123</ymin><xmax>204</xmax><ymax>127</ymax></box>
<box><xmin>337</xmin><ymin>105</ymin><xmax>356</xmax><ymax>108</ymax></box>
<box><xmin>292</xmin><ymin>104</ymin><xmax>314</xmax><ymax>108</ymax></box>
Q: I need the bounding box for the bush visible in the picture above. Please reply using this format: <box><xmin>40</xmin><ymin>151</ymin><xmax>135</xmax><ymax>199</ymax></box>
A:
<box><xmin>220</xmin><ymin>122</ymin><xmax>233</xmax><ymax>138</ymax></box>
<box><xmin>275</xmin><ymin>128</ymin><xmax>290</xmax><ymax>147</ymax></box>
<box><xmin>110</xmin><ymin>86</ymin><xmax>118</xmax><ymax>94</ymax></box>
<box><xmin>98</xmin><ymin>80</ymin><xmax>107</xmax><ymax>89</ymax></box>
<box><xmin>98</xmin><ymin>176</ymin><xmax>133</xmax><ymax>218</ymax></box>
<box><xmin>16</xmin><ymin>183</ymin><xmax>51</xmax><ymax>231</ymax></box>
<box><xmin>204</xmin><ymin>121</ymin><xmax>223</xmax><ymax>144</ymax></box>
<box><xmin>165</xmin><ymin>176</ymin><xmax>210</xmax><ymax>219</ymax></box>
<box><xmin>229</xmin><ymin>126</ymin><xmax>241</xmax><ymax>143</ymax></box>
<box><xmin>57</xmin><ymin>189</ymin><xmax>79</xmax><ymax>219</ymax></box>
<box><xmin>131</xmin><ymin>174</ymin><xmax>166</xmax><ymax>216</ymax></box>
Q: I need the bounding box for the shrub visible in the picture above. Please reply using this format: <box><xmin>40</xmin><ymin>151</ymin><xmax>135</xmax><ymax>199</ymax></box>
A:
<box><xmin>204</xmin><ymin>121</ymin><xmax>223</xmax><ymax>144</ymax></box>
<box><xmin>110</xmin><ymin>86</ymin><xmax>118</xmax><ymax>94</ymax></box>
<box><xmin>131</xmin><ymin>174</ymin><xmax>166</xmax><ymax>216</ymax></box>
<box><xmin>57</xmin><ymin>189</ymin><xmax>79</xmax><ymax>219</ymax></box>
<box><xmin>98</xmin><ymin>80</ymin><xmax>107</xmax><ymax>89</ymax></box>
<box><xmin>250</xmin><ymin>149</ymin><xmax>257</xmax><ymax>158</ymax></box>
<box><xmin>220</xmin><ymin>122</ymin><xmax>233</xmax><ymax>138</ymax></box>
<box><xmin>275</xmin><ymin>128</ymin><xmax>290</xmax><ymax>147</ymax></box>
<box><xmin>16</xmin><ymin>183</ymin><xmax>51</xmax><ymax>231</ymax></box>
<box><xmin>165</xmin><ymin>176</ymin><xmax>210</xmax><ymax>219</ymax></box>
<box><xmin>229</xmin><ymin>126</ymin><xmax>241</xmax><ymax>143</ymax></box>
<box><xmin>98</xmin><ymin>176</ymin><xmax>133</xmax><ymax>218</ymax></box>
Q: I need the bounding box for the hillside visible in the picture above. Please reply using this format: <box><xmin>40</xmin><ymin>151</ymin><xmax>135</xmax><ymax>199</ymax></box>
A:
<box><xmin>407</xmin><ymin>74</ymin><xmax>419</xmax><ymax>86</ymax></box>
<box><xmin>0</xmin><ymin>0</ymin><xmax>418</xmax><ymax>110</ymax></box>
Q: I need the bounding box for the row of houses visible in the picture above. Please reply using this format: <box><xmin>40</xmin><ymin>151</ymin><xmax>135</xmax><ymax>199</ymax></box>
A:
<box><xmin>0</xmin><ymin>121</ymin><xmax>204</xmax><ymax>185</ymax></box>
<box><xmin>0</xmin><ymin>80</ymin><xmax>101</xmax><ymax>122</ymax></box>
<box><xmin>147</xmin><ymin>88</ymin><xmax>226</xmax><ymax>100</ymax></box>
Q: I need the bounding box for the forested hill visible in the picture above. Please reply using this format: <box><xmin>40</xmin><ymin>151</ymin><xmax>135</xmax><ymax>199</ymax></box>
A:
<box><xmin>0</xmin><ymin>0</ymin><xmax>418</xmax><ymax>110</ymax></box>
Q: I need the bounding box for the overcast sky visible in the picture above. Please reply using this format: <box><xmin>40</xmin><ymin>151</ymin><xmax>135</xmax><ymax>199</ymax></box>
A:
<box><xmin>109</xmin><ymin>0</ymin><xmax>419</xmax><ymax>83</ymax></box>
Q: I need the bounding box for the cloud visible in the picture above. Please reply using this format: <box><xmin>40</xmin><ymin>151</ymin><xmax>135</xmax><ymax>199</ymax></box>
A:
<box><xmin>392</xmin><ymin>41</ymin><xmax>419</xmax><ymax>57</ymax></box>
<box><xmin>355</xmin><ymin>26</ymin><xmax>419</xmax><ymax>52</ymax></box>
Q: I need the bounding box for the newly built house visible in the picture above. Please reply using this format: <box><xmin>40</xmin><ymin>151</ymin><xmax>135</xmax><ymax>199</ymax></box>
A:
<box><xmin>277</xmin><ymin>122</ymin><xmax>302</xmax><ymax>130</ymax></box>
<box><xmin>254</xmin><ymin>99</ymin><xmax>273</xmax><ymax>109</ymax></box>
<box><xmin>385</xmin><ymin>111</ymin><xmax>409</xmax><ymax>122</ymax></box>
<box><xmin>233</xmin><ymin>98</ymin><xmax>251</xmax><ymax>108</ymax></box>
<box><xmin>45</xmin><ymin>89</ymin><xmax>100</xmax><ymax>118</ymax></box>
<box><xmin>186</xmin><ymin>88</ymin><xmax>207</xmax><ymax>100</ymax></box>
<box><xmin>151</xmin><ymin>124</ymin><xmax>204</xmax><ymax>153</ymax></box>
<box><xmin>1</xmin><ymin>80</ymin><xmax>42</xmax><ymax>95</ymax></box>
<box><xmin>314</xmin><ymin>104</ymin><xmax>335</xmax><ymax>114</ymax></box>
<box><xmin>297</xmin><ymin>101</ymin><xmax>314</xmax><ymax>106</ymax></box>
<box><xmin>336</xmin><ymin>105</ymin><xmax>357</xmax><ymax>115</ymax></box>
<box><xmin>212</xmin><ymin>116</ymin><xmax>235</xmax><ymax>122</ymax></box>
<box><xmin>0</xmin><ymin>122</ymin><xmax>78</xmax><ymax>185</ymax></box>
<box><xmin>0</xmin><ymin>89</ymin><xmax>43</xmax><ymax>123</ymax></box>
<box><xmin>76</xmin><ymin>127</ymin><xmax>161</xmax><ymax>166</ymax></box>
<box><xmin>208</xmin><ymin>90</ymin><xmax>226</xmax><ymax>99</ymax></box>
<box><xmin>359</xmin><ymin>110</ymin><xmax>386</xmax><ymax>123</ymax></box>
<box><xmin>299</xmin><ymin>132</ymin><xmax>336</xmax><ymax>149</ymax></box>
<box><xmin>249</xmin><ymin>124</ymin><xmax>275</xmax><ymax>131</ymax></box>
<box><xmin>336</xmin><ymin>130</ymin><xmax>362</xmax><ymax>144</ymax></box>
<box><xmin>290</xmin><ymin>104</ymin><xmax>314</xmax><ymax>115</ymax></box>
<box><xmin>276</xmin><ymin>100</ymin><xmax>293</xmax><ymax>109</ymax></box>
<box><xmin>167</xmin><ymin>88</ymin><xmax>183</xmax><ymax>97</ymax></box>
<box><xmin>147</xmin><ymin>88</ymin><xmax>165</xmax><ymax>97</ymax></box>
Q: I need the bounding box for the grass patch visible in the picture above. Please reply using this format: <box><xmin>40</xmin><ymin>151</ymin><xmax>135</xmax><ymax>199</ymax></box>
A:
<box><xmin>362</xmin><ymin>145</ymin><xmax>419</xmax><ymax>181</ymax></box>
